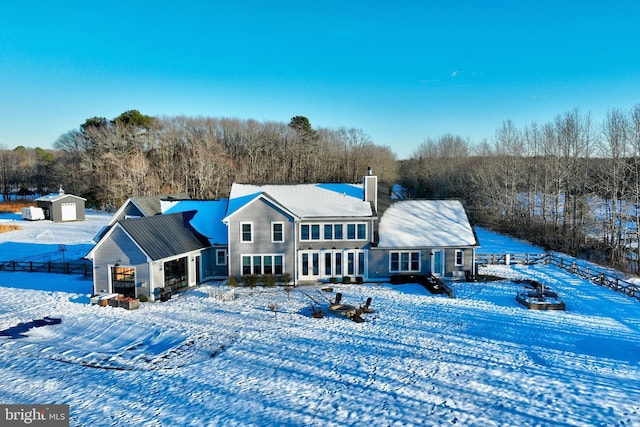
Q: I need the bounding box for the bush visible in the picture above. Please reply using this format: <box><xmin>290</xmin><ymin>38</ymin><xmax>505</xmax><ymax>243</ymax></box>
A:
<box><xmin>329</xmin><ymin>277</ymin><xmax>338</xmax><ymax>284</ymax></box>
<box><xmin>227</xmin><ymin>276</ymin><xmax>239</xmax><ymax>287</ymax></box>
<box><xmin>342</xmin><ymin>276</ymin><xmax>351</xmax><ymax>284</ymax></box>
<box><xmin>138</xmin><ymin>294</ymin><xmax>148</xmax><ymax>303</ymax></box>
<box><xmin>279</xmin><ymin>273</ymin><xmax>292</xmax><ymax>285</ymax></box>
<box><xmin>355</xmin><ymin>276</ymin><xmax>364</xmax><ymax>284</ymax></box>
<box><xmin>262</xmin><ymin>274</ymin><xmax>277</xmax><ymax>287</ymax></box>
<box><xmin>243</xmin><ymin>274</ymin><xmax>260</xmax><ymax>287</ymax></box>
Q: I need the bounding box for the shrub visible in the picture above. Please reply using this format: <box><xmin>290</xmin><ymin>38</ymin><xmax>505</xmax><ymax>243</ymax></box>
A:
<box><xmin>262</xmin><ymin>274</ymin><xmax>277</xmax><ymax>287</ymax></box>
<box><xmin>355</xmin><ymin>276</ymin><xmax>364</xmax><ymax>284</ymax></box>
<box><xmin>138</xmin><ymin>294</ymin><xmax>148</xmax><ymax>303</ymax></box>
<box><xmin>243</xmin><ymin>274</ymin><xmax>260</xmax><ymax>288</ymax></box>
<box><xmin>0</xmin><ymin>224</ymin><xmax>22</xmax><ymax>234</ymax></box>
<box><xmin>227</xmin><ymin>275</ymin><xmax>239</xmax><ymax>287</ymax></box>
<box><xmin>279</xmin><ymin>273</ymin><xmax>292</xmax><ymax>285</ymax></box>
<box><xmin>0</xmin><ymin>201</ymin><xmax>32</xmax><ymax>214</ymax></box>
<box><xmin>342</xmin><ymin>276</ymin><xmax>351</xmax><ymax>284</ymax></box>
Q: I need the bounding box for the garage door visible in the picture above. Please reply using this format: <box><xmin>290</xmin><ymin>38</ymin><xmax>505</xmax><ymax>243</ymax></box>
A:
<box><xmin>60</xmin><ymin>203</ymin><xmax>76</xmax><ymax>221</ymax></box>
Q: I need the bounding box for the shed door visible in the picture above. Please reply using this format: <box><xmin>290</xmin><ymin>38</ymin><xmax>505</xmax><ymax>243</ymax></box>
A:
<box><xmin>60</xmin><ymin>203</ymin><xmax>76</xmax><ymax>221</ymax></box>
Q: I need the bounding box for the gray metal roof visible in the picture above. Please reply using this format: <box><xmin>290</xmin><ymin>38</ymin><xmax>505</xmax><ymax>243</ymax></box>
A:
<box><xmin>132</xmin><ymin>193</ymin><xmax>191</xmax><ymax>217</ymax></box>
<box><xmin>118</xmin><ymin>211</ymin><xmax>209</xmax><ymax>260</ymax></box>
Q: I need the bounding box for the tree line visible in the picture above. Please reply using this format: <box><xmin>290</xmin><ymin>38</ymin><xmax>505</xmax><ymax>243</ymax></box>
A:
<box><xmin>3</xmin><ymin>111</ymin><xmax>397</xmax><ymax>210</ymax></box>
<box><xmin>400</xmin><ymin>105</ymin><xmax>640</xmax><ymax>273</ymax></box>
<box><xmin>4</xmin><ymin>104</ymin><xmax>640</xmax><ymax>273</ymax></box>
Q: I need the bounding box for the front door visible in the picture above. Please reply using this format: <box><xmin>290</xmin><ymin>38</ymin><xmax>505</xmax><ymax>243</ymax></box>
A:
<box><xmin>432</xmin><ymin>250</ymin><xmax>444</xmax><ymax>277</ymax></box>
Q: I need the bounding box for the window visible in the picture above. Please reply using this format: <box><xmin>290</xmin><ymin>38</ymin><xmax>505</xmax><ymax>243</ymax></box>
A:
<box><xmin>390</xmin><ymin>251</ymin><xmax>421</xmax><ymax>273</ymax></box>
<box><xmin>272</xmin><ymin>222</ymin><xmax>284</xmax><ymax>243</ymax></box>
<box><xmin>357</xmin><ymin>223</ymin><xmax>367</xmax><ymax>240</ymax></box>
<box><xmin>347</xmin><ymin>224</ymin><xmax>356</xmax><ymax>240</ymax></box>
<box><xmin>300</xmin><ymin>224</ymin><xmax>321</xmax><ymax>241</ymax></box>
<box><xmin>253</xmin><ymin>255</ymin><xmax>262</xmax><ymax>275</ymax></box>
<box><xmin>300</xmin><ymin>222</ymin><xmax>368</xmax><ymax>241</ymax></box>
<box><xmin>302</xmin><ymin>253</ymin><xmax>309</xmax><ymax>275</ymax></box>
<box><xmin>242</xmin><ymin>256</ymin><xmax>251</xmax><ymax>275</ymax></box>
<box><xmin>216</xmin><ymin>249</ymin><xmax>227</xmax><ymax>266</ymax></box>
<box><xmin>311</xmin><ymin>224</ymin><xmax>320</xmax><ymax>240</ymax></box>
<box><xmin>300</xmin><ymin>224</ymin><xmax>310</xmax><ymax>241</ymax></box>
<box><xmin>112</xmin><ymin>266</ymin><xmax>135</xmax><ymax>297</ymax></box>
<box><xmin>274</xmin><ymin>256</ymin><xmax>283</xmax><ymax>274</ymax></box>
<box><xmin>164</xmin><ymin>257</ymin><xmax>188</xmax><ymax>289</ymax></box>
<box><xmin>324</xmin><ymin>224</ymin><xmax>333</xmax><ymax>240</ymax></box>
<box><xmin>347</xmin><ymin>252</ymin><xmax>355</xmax><ymax>275</ymax></box>
<box><xmin>358</xmin><ymin>252</ymin><xmax>366</xmax><ymax>275</ymax></box>
<box><xmin>455</xmin><ymin>250</ymin><xmax>464</xmax><ymax>266</ymax></box>
<box><xmin>242</xmin><ymin>254</ymin><xmax>285</xmax><ymax>276</ymax></box>
<box><xmin>324</xmin><ymin>252</ymin><xmax>332</xmax><ymax>275</ymax></box>
<box><xmin>334</xmin><ymin>224</ymin><xmax>343</xmax><ymax>240</ymax></box>
<box><xmin>241</xmin><ymin>222</ymin><xmax>252</xmax><ymax>242</ymax></box>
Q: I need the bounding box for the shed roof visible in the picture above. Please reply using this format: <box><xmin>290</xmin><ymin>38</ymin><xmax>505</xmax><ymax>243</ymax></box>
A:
<box><xmin>377</xmin><ymin>200</ymin><xmax>478</xmax><ymax>248</ymax></box>
<box><xmin>118</xmin><ymin>211</ymin><xmax>209</xmax><ymax>261</ymax></box>
<box><xmin>35</xmin><ymin>192</ymin><xmax>86</xmax><ymax>203</ymax></box>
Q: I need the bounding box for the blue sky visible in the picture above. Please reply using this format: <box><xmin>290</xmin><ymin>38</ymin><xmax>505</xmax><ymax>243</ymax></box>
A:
<box><xmin>1</xmin><ymin>1</ymin><xmax>639</xmax><ymax>159</ymax></box>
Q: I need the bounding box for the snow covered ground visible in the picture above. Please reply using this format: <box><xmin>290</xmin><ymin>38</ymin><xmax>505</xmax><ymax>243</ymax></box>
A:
<box><xmin>0</xmin><ymin>214</ymin><xmax>639</xmax><ymax>426</ymax></box>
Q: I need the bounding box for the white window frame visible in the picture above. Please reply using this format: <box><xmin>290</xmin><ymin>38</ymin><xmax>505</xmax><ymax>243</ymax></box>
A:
<box><xmin>389</xmin><ymin>251</ymin><xmax>421</xmax><ymax>273</ymax></box>
<box><xmin>241</xmin><ymin>254</ymin><xmax>285</xmax><ymax>275</ymax></box>
<box><xmin>299</xmin><ymin>222</ymin><xmax>368</xmax><ymax>242</ymax></box>
<box><xmin>455</xmin><ymin>249</ymin><xmax>464</xmax><ymax>266</ymax></box>
<box><xmin>216</xmin><ymin>249</ymin><xmax>227</xmax><ymax>266</ymax></box>
<box><xmin>272</xmin><ymin>222</ymin><xmax>284</xmax><ymax>243</ymax></box>
<box><xmin>240</xmin><ymin>222</ymin><xmax>253</xmax><ymax>243</ymax></box>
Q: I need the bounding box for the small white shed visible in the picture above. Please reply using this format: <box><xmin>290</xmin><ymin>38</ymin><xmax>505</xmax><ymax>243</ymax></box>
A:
<box><xmin>35</xmin><ymin>188</ymin><xmax>86</xmax><ymax>222</ymax></box>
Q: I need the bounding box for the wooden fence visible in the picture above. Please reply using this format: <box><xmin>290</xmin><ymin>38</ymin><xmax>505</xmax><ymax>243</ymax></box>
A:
<box><xmin>476</xmin><ymin>253</ymin><xmax>639</xmax><ymax>301</ymax></box>
<box><xmin>0</xmin><ymin>260</ymin><xmax>92</xmax><ymax>277</ymax></box>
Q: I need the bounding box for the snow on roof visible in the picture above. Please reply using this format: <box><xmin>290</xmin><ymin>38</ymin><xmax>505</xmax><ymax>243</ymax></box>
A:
<box><xmin>377</xmin><ymin>200</ymin><xmax>478</xmax><ymax>248</ymax></box>
<box><xmin>228</xmin><ymin>183</ymin><xmax>372</xmax><ymax>218</ymax></box>
<box><xmin>35</xmin><ymin>192</ymin><xmax>86</xmax><ymax>203</ymax></box>
<box><xmin>163</xmin><ymin>199</ymin><xmax>229</xmax><ymax>245</ymax></box>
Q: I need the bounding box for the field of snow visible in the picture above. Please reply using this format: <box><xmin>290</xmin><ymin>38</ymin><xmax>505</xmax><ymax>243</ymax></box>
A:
<box><xmin>0</xmin><ymin>214</ymin><xmax>639</xmax><ymax>426</ymax></box>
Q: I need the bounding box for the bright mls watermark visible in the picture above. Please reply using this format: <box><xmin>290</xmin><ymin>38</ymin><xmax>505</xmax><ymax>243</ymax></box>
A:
<box><xmin>1</xmin><ymin>405</ymin><xmax>69</xmax><ymax>426</ymax></box>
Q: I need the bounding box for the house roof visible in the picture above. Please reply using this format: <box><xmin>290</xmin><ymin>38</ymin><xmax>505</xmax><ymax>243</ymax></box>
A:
<box><xmin>131</xmin><ymin>193</ymin><xmax>191</xmax><ymax>217</ymax></box>
<box><xmin>377</xmin><ymin>200</ymin><xmax>478</xmax><ymax>248</ymax></box>
<box><xmin>163</xmin><ymin>199</ymin><xmax>229</xmax><ymax>245</ymax></box>
<box><xmin>228</xmin><ymin>183</ymin><xmax>373</xmax><ymax>218</ymax></box>
<box><xmin>117</xmin><ymin>211</ymin><xmax>209</xmax><ymax>261</ymax></box>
